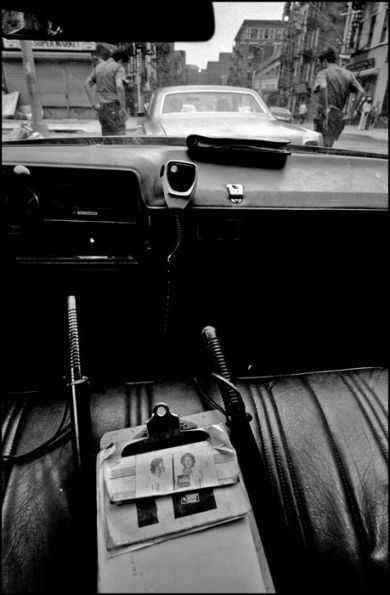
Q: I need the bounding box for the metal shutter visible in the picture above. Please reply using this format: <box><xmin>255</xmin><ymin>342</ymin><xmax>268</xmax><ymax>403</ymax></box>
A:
<box><xmin>3</xmin><ymin>62</ymin><xmax>29</xmax><ymax>104</ymax></box>
<box><xmin>63</xmin><ymin>61</ymin><xmax>92</xmax><ymax>107</ymax></box>
<box><xmin>35</xmin><ymin>61</ymin><xmax>67</xmax><ymax>107</ymax></box>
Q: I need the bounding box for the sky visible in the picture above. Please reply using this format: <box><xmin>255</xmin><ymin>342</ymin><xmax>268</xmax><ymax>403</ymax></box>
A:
<box><xmin>176</xmin><ymin>2</ymin><xmax>285</xmax><ymax>70</ymax></box>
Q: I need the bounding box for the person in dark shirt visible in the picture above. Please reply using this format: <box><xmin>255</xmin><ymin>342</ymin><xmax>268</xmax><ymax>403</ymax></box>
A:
<box><xmin>312</xmin><ymin>47</ymin><xmax>365</xmax><ymax>147</ymax></box>
<box><xmin>84</xmin><ymin>48</ymin><xmax>129</xmax><ymax>136</ymax></box>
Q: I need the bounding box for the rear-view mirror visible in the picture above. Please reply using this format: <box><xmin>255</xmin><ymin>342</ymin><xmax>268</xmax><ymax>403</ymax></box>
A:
<box><xmin>1</xmin><ymin>2</ymin><xmax>215</xmax><ymax>42</ymax></box>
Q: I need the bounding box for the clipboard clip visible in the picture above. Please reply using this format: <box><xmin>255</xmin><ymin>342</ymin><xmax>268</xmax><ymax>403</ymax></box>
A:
<box><xmin>121</xmin><ymin>403</ymin><xmax>209</xmax><ymax>457</ymax></box>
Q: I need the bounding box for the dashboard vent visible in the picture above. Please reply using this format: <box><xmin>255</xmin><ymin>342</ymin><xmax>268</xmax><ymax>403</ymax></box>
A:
<box><xmin>4</xmin><ymin>166</ymin><xmax>141</xmax><ymax>223</ymax></box>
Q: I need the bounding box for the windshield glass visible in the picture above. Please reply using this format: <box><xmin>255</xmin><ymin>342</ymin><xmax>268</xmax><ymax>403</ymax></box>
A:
<box><xmin>2</xmin><ymin>2</ymin><xmax>388</xmax><ymax>155</ymax></box>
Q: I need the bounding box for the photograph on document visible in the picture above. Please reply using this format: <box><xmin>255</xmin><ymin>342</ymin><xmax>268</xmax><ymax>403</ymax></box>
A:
<box><xmin>173</xmin><ymin>442</ymin><xmax>218</xmax><ymax>491</ymax></box>
<box><xmin>135</xmin><ymin>452</ymin><xmax>174</xmax><ymax>498</ymax></box>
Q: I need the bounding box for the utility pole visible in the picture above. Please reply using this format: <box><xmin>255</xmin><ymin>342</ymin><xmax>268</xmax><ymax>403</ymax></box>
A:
<box><xmin>341</xmin><ymin>2</ymin><xmax>353</xmax><ymax>58</ymax></box>
<box><xmin>135</xmin><ymin>47</ymin><xmax>143</xmax><ymax>116</ymax></box>
<box><xmin>20</xmin><ymin>40</ymin><xmax>49</xmax><ymax>137</ymax></box>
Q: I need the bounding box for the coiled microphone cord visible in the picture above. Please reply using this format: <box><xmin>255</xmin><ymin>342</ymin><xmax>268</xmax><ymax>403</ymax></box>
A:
<box><xmin>158</xmin><ymin>213</ymin><xmax>183</xmax><ymax>362</ymax></box>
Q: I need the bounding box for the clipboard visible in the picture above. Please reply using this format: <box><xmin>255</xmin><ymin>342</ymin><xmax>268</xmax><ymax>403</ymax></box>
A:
<box><xmin>97</xmin><ymin>409</ymin><xmax>275</xmax><ymax>593</ymax></box>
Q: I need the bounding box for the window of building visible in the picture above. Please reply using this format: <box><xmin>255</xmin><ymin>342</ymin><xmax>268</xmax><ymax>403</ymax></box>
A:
<box><xmin>356</xmin><ymin>20</ymin><xmax>364</xmax><ymax>50</ymax></box>
<box><xmin>269</xmin><ymin>29</ymin><xmax>275</xmax><ymax>39</ymax></box>
<box><xmin>380</xmin><ymin>7</ymin><xmax>388</xmax><ymax>43</ymax></box>
<box><xmin>264</xmin><ymin>29</ymin><xmax>269</xmax><ymax>39</ymax></box>
<box><xmin>258</xmin><ymin>28</ymin><xmax>264</xmax><ymax>40</ymax></box>
<box><xmin>250</xmin><ymin>28</ymin><xmax>258</xmax><ymax>39</ymax></box>
<box><xmin>368</xmin><ymin>14</ymin><xmax>376</xmax><ymax>47</ymax></box>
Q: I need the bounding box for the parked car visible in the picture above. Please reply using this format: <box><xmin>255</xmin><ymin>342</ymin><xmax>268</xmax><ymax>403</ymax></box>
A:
<box><xmin>269</xmin><ymin>105</ymin><xmax>293</xmax><ymax>123</ymax></box>
<box><xmin>141</xmin><ymin>85</ymin><xmax>323</xmax><ymax>146</ymax></box>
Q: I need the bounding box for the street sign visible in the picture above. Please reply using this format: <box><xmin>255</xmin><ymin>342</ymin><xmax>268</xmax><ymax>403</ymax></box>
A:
<box><xmin>339</xmin><ymin>54</ymin><xmax>351</xmax><ymax>60</ymax></box>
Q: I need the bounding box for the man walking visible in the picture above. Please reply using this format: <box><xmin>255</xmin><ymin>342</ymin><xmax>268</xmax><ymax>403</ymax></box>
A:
<box><xmin>84</xmin><ymin>48</ymin><xmax>129</xmax><ymax>136</ymax></box>
<box><xmin>312</xmin><ymin>47</ymin><xmax>365</xmax><ymax>147</ymax></box>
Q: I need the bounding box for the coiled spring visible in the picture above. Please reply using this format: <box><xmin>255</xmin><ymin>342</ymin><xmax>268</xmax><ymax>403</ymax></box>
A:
<box><xmin>67</xmin><ymin>296</ymin><xmax>81</xmax><ymax>383</ymax></box>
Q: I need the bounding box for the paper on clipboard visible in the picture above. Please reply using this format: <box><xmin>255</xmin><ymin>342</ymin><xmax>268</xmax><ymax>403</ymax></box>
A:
<box><xmin>98</xmin><ymin>421</ymin><xmax>249</xmax><ymax>553</ymax></box>
<box><xmin>104</xmin><ymin>423</ymin><xmax>239</xmax><ymax>504</ymax></box>
<box><xmin>101</xmin><ymin>469</ymin><xmax>250</xmax><ymax>554</ymax></box>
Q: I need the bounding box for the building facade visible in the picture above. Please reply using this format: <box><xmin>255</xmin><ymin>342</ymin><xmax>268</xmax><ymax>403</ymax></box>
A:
<box><xmin>200</xmin><ymin>52</ymin><xmax>233</xmax><ymax>85</ymax></box>
<box><xmin>279</xmin><ymin>2</ymin><xmax>347</xmax><ymax>118</ymax></box>
<box><xmin>343</xmin><ymin>2</ymin><xmax>388</xmax><ymax>118</ymax></box>
<box><xmin>228</xmin><ymin>19</ymin><xmax>286</xmax><ymax>95</ymax></box>
<box><xmin>252</xmin><ymin>46</ymin><xmax>283</xmax><ymax>105</ymax></box>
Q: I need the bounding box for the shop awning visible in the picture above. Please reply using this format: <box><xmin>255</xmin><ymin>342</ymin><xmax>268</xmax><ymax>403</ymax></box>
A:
<box><xmin>357</xmin><ymin>67</ymin><xmax>380</xmax><ymax>78</ymax></box>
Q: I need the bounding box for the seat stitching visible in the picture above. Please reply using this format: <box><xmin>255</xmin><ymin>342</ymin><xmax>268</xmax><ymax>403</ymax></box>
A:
<box><xmin>1</xmin><ymin>399</ymin><xmax>29</xmax><ymax>498</ymax></box>
<box><xmin>350</xmin><ymin>371</ymin><xmax>387</xmax><ymax>416</ymax></box>
<box><xmin>302</xmin><ymin>376</ymin><xmax>370</xmax><ymax>557</ymax></box>
<box><xmin>341</xmin><ymin>373</ymin><xmax>388</xmax><ymax>463</ymax></box>
<box><xmin>245</xmin><ymin>382</ymin><xmax>277</xmax><ymax>493</ymax></box>
<box><xmin>263</xmin><ymin>381</ymin><xmax>315</xmax><ymax>551</ymax></box>
<box><xmin>252</xmin><ymin>382</ymin><xmax>302</xmax><ymax>545</ymax></box>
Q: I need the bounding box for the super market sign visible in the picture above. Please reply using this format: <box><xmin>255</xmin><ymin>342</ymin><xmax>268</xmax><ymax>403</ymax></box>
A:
<box><xmin>3</xmin><ymin>39</ymin><xmax>96</xmax><ymax>51</ymax></box>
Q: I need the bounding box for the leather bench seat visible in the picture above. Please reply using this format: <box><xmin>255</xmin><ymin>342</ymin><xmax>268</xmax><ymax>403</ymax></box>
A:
<box><xmin>2</xmin><ymin>367</ymin><xmax>387</xmax><ymax>593</ymax></box>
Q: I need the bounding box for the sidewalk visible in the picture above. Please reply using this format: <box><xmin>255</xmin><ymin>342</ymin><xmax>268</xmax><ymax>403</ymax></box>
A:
<box><xmin>2</xmin><ymin>116</ymin><xmax>140</xmax><ymax>135</ymax></box>
<box><xmin>342</xmin><ymin>124</ymin><xmax>388</xmax><ymax>142</ymax></box>
<box><xmin>304</xmin><ymin>119</ymin><xmax>388</xmax><ymax>142</ymax></box>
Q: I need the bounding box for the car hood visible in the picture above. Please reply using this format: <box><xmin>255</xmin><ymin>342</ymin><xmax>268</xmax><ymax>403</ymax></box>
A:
<box><xmin>159</xmin><ymin>113</ymin><xmax>311</xmax><ymax>142</ymax></box>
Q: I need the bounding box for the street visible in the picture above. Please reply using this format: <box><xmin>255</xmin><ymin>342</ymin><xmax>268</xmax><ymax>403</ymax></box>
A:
<box><xmin>2</xmin><ymin>119</ymin><xmax>388</xmax><ymax>155</ymax></box>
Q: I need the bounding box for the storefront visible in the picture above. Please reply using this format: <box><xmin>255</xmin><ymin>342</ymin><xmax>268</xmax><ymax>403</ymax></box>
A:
<box><xmin>348</xmin><ymin>49</ymin><xmax>388</xmax><ymax>116</ymax></box>
<box><xmin>2</xmin><ymin>39</ymin><xmax>97</xmax><ymax>119</ymax></box>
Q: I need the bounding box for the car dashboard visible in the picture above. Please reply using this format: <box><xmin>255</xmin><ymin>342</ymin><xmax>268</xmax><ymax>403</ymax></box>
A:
<box><xmin>3</xmin><ymin>139</ymin><xmax>387</xmax><ymax>384</ymax></box>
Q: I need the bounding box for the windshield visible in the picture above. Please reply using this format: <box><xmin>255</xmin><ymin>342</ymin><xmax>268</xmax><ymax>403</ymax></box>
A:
<box><xmin>2</xmin><ymin>2</ymin><xmax>388</xmax><ymax>155</ymax></box>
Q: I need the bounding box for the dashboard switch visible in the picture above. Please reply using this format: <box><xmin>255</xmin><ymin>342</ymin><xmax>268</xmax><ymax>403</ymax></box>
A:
<box><xmin>226</xmin><ymin>184</ymin><xmax>244</xmax><ymax>204</ymax></box>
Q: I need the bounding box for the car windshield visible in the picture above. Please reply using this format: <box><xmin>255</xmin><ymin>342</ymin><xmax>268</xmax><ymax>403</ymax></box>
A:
<box><xmin>2</xmin><ymin>2</ymin><xmax>388</xmax><ymax>155</ymax></box>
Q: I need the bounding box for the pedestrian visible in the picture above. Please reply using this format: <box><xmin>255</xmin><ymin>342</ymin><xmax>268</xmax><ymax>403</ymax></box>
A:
<box><xmin>369</xmin><ymin>101</ymin><xmax>380</xmax><ymax>129</ymax></box>
<box><xmin>358</xmin><ymin>97</ymin><xmax>372</xmax><ymax>130</ymax></box>
<box><xmin>312</xmin><ymin>47</ymin><xmax>365</xmax><ymax>147</ymax></box>
<box><xmin>84</xmin><ymin>48</ymin><xmax>130</xmax><ymax>136</ymax></box>
<box><xmin>298</xmin><ymin>100</ymin><xmax>308</xmax><ymax>125</ymax></box>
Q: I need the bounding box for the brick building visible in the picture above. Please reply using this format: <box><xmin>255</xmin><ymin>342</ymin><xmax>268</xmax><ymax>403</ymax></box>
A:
<box><xmin>228</xmin><ymin>19</ymin><xmax>286</xmax><ymax>93</ymax></box>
